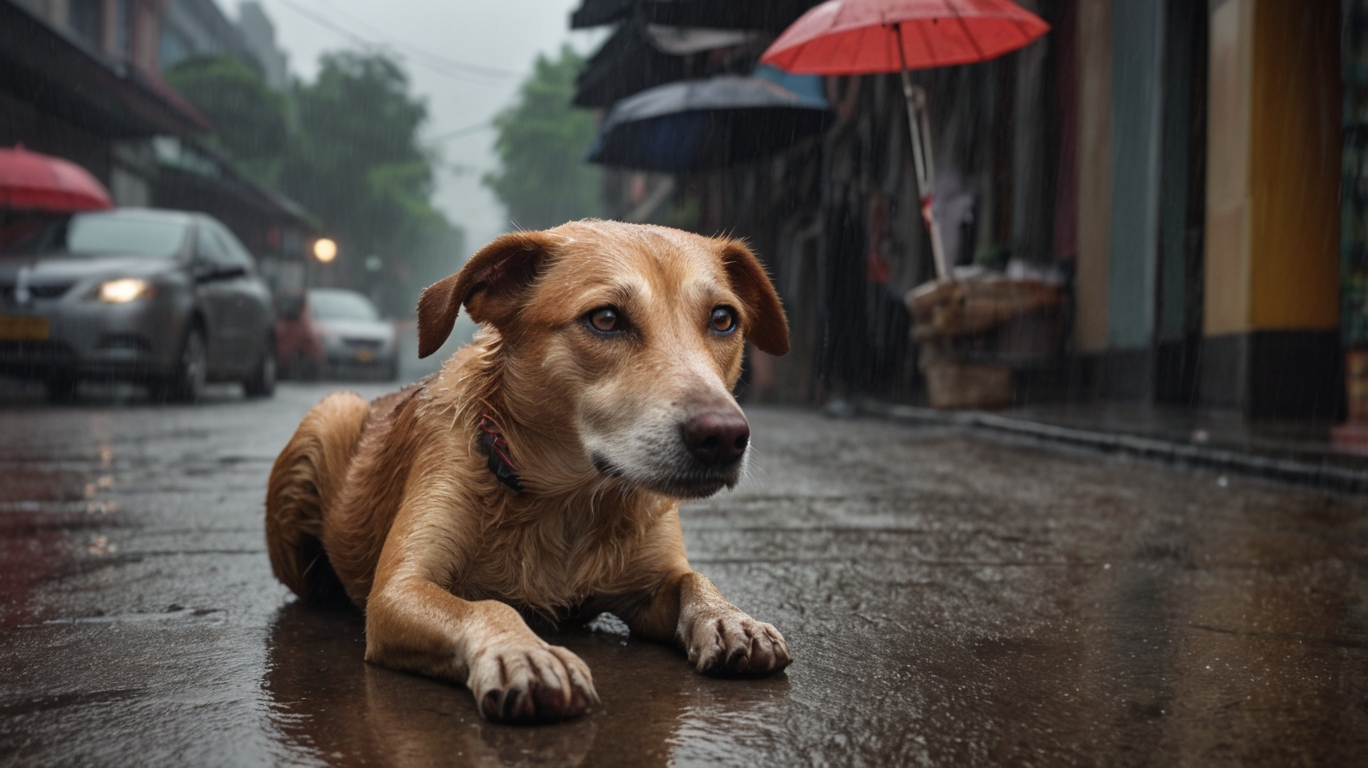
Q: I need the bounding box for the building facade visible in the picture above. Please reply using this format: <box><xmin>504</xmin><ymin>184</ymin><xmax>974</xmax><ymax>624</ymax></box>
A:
<box><xmin>574</xmin><ymin>0</ymin><xmax>1355</xmax><ymax>421</ymax></box>
<box><xmin>2</xmin><ymin>0</ymin><xmax>311</xmax><ymax>292</ymax></box>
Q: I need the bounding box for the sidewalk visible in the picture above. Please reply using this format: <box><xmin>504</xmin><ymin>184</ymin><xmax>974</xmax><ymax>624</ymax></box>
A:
<box><xmin>863</xmin><ymin>400</ymin><xmax>1368</xmax><ymax>494</ymax></box>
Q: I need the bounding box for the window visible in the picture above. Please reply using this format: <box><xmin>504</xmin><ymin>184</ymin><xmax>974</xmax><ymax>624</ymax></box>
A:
<box><xmin>195</xmin><ymin>222</ymin><xmax>229</xmax><ymax>265</ymax></box>
<box><xmin>308</xmin><ymin>289</ymin><xmax>381</xmax><ymax>322</ymax></box>
<box><xmin>68</xmin><ymin>0</ymin><xmax>104</xmax><ymax>50</ymax></box>
<box><xmin>213</xmin><ymin>223</ymin><xmax>257</xmax><ymax>270</ymax></box>
<box><xmin>0</xmin><ymin>212</ymin><xmax>188</xmax><ymax>259</ymax></box>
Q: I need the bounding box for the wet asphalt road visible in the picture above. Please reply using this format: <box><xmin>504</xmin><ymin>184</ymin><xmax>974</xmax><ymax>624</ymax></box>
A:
<box><xmin>1</xmin><ymin>378</ymin><xmax>1367</xmax><ymax>767</ymax></box>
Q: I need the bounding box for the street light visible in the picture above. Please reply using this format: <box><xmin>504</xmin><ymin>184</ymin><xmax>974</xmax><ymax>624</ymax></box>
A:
<box><xmin>313</xmin><ymin>238</ymin><xmax>338</xmax><ymax>263</ymax></box>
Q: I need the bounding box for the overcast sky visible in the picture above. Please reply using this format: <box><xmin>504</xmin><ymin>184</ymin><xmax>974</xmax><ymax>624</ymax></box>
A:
<box><xmin>218</xmin><ymin>0</ymin><xmax>605</xmax><ymax>255</ymax></box>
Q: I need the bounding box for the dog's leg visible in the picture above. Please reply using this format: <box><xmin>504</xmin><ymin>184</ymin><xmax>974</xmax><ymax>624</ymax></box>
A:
<box><xmin>629</xmin><ymin>570</ymin><xmax>792</xmax><ymax>676</ymax></box>
<box><xmin>366</xmin><ymin>559</ymin><xmax>598</xmax><ymax>723</ymax></box>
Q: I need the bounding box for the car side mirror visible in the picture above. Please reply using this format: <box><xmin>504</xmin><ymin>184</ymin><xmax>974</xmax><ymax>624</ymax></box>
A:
<box><xmin>193</xmin><ymin>262</ymin><xmax>246</xmax><ymax>282</ymax></box>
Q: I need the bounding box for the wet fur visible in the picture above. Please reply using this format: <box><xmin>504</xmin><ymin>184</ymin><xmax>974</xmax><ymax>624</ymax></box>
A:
<box><xmin>265</xmin><ymin>220</ymin><xmax>792</xmax><ymax>724</ymax></box>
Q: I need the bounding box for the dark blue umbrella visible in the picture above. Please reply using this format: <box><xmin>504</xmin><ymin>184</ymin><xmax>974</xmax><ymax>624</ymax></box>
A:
<box><xmin>587</xmin><ymin>69</ymin><xmax>832</xmax><ymax>173</ymax></box>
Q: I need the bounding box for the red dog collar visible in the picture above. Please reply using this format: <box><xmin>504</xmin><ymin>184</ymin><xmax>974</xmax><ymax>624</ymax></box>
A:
<box><xmin>478</xmin><ymin>414</ymin><xmax>524</xmax><ymax>492</ymax></box>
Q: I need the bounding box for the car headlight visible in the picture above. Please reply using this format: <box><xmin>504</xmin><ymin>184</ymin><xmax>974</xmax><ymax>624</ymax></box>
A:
<box><xmin>95</xmin><ymin>278</ymin><xmax>155</xmax><ymax>303</ymax></box>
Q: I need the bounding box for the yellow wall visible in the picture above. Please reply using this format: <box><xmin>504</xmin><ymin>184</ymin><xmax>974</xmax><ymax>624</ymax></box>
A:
<box><xmin>1249</xmin><ymin>0</ymin><xmax>1340</xmax><ymax>330</ymax></box>
<box><xmin>1205</xmin><ymin>0</ymin><xmax>1341</xmax><ymax>335</ymax></box>
<box><xmin>1075</xmin><ymin>0</ymin><xmax>1113</xmax><ymax>352</ymax></box>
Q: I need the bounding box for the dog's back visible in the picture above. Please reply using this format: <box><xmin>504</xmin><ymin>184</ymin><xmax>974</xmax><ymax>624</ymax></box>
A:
<box><xmin>267</xmin><ymin>375</ymin><xmax>449</xmax><ymax>606</ymax></box>
<box><xmin>265</xmin><ymin>390</ymin><xmax>371</xmax><ymax>601</ymax></box>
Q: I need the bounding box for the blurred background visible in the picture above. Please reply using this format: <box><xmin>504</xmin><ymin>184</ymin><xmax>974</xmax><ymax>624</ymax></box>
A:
<box><xmin>4</xmin><ymin>5</ymin><xmax>1368</xmax><ymax>763</ymax></box>
<box><xmin>0</xmin><ymin>0</ymin><xmax>1364</xmax><ymax>434</ymax></box>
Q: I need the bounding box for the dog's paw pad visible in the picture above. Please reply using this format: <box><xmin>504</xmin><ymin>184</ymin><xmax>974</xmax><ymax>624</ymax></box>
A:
<box><xmin>471</xmin><ymin>645</ymin><xmax>599</xmax><ymax>724</ymax></box>
<box><xmin>688</xmin><ymin>614</ymin><xmax>792</xmax><ymax>677</ymax></box>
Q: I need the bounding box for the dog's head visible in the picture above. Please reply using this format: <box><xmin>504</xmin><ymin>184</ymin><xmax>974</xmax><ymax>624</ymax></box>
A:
<box><xmin>417</xmin><ymin>220</ymin><xmax>788</xmax><ymax>499</ymax></box>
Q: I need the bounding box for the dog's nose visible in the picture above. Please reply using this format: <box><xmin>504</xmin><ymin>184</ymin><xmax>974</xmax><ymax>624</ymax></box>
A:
<box><xmin>682</xmin><ymin>410</ymin><xmax>750</xmax><ymax>466</ymax></box>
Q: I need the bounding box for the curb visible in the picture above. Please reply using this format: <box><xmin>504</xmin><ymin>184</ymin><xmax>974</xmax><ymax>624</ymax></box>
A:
<box><xmin>866</xmin><ymin>403</ymin><xmax>1368</xmax><ymax>495</ymax></box>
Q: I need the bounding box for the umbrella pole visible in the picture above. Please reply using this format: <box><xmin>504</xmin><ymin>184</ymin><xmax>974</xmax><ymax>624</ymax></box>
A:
<box><xmin>895</xmin><ymin>25</ymin><xmax>949</xmax><ymax>280</ymax></box>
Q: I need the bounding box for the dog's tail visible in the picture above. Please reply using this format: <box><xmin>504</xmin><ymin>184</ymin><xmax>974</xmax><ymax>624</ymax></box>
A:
<box><xmin>265</xmin><ymin>391</ymin><xmax>370</xmax><ymax>602</ymax></box>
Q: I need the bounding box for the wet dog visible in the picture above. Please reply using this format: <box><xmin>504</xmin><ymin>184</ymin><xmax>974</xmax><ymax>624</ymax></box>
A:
<box><xmin>265</xmin><ymin>220</ymin><xmax>792</xmax><ymax>723</ymax></box>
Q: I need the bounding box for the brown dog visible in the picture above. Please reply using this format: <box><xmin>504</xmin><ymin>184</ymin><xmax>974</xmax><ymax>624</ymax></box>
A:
<box><xmin>265</xmin><ymin>220</ymin><xmax>792</xmax><ymax>724</ymax></box>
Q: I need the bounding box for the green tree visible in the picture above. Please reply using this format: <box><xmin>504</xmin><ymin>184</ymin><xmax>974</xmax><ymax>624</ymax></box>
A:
<box><xmin>484</xmin><ymin>46</ymin><xmax>601</xmax><ymax>229</ymax></box>
<box><xmin>164</xmin><ymin>56</ymin><xmax>288</xmax><ymax>183</ymax></box>
<box><xmin>279</xmin><ymin>53</ymin><xmax>464</xmax><ymax>314</ymax></box>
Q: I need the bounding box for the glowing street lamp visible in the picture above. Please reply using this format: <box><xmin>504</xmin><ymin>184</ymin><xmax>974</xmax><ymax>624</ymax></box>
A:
<box><xmin>313</xmin><ymin>238</ymin><xmax>338</xmax><ymax>263</ymax></box>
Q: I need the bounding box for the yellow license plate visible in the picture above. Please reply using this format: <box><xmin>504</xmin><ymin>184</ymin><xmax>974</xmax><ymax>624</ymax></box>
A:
<box><xmin>355</xmin><ymin>348</ymin><xmax>375</xmax><ymax>363</ymax></box>
<box><xmin>0</xmin><ymin>315</ymin><xmax>49</xmax><ymax>341</ymax></box>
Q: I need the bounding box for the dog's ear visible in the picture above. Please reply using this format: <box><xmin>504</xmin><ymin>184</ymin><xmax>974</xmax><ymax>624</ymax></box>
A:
<box><xmin>718</xmin><ymin>240</ymin><xmax>789</xmax><ymax>356</ymax></box>
<box><xmin>416</xmin><ymin>231</ymin><xmax>553</xmax><ymax>358</ymax></box>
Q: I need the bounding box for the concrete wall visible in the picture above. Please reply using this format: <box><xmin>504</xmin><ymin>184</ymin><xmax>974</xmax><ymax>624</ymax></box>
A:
<box><xmin>1203</xmin><ymin>0</ymin><xmax>1254</xmax><ymax>336</ymax></box>
<box><xmin>1074</xmin><ymin>0</ymin><xmax>1113</xmax><ymax>353</ymax></box>
<box><xmin>1106</xmin><ymin>0</ymin><xmax>1165</xmax><ymax>350</ymax></box>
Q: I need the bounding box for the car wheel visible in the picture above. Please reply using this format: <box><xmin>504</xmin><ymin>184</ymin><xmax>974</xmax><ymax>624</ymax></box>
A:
<box><xmin>244</xmin><ymin>340</ymin><xmax>276</xmax><ymax>398</ymax></box>
<box><xmin>45</xmin><ymin>376</ymin><xmax>79</xmax><ymax>403</ymax></box>
<box><xmin>155</xmin><ymin>326</ymin><xmax>207</xmax><ymax>404</ymax></box>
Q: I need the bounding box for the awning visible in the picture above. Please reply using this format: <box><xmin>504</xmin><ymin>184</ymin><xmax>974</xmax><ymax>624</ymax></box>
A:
<box><xmin>152</xmin><ymin>138</ymin><xmax>313</xmax><ymax>227</ymax></box>
<box><xmin>572</xmin><ymin>0</ymin><xmax>825</xmax><ymax>31</ymax></box>
<box><xmin>643</xmin><ymin>25</ymin><xmax>760</xmax><ymax>55</ymax></box>
<box><xmin>575</xmin><ymin>20</ymin><xmax>692</xmax><ymax>109</ymax></box>
<box><xmin>0</xmin><ymin>2</ymin><xmax>211</xmax><ymax>138</ymax></box>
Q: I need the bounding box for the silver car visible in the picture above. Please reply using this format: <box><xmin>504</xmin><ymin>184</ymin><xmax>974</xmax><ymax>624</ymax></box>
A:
<box><xmin>0</xmin><ymin>208</ymin><xmax>276</xmax><ymax>402</ymax></box>
<box><xmin>307</xmin><ymin>288</ymin><xmax>399</xmax><ymax>381</ymax></box>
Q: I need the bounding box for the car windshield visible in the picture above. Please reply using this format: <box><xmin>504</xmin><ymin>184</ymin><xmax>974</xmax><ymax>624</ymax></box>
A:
<box><xmin>0</xmin><ymin>212</ymin><xmax>187</xmax><ymax>259</ymax></box>
<box><xmin>309</xmin><ymin>290</ymin><xmax>380</xmax><ymax>321</ymax></box>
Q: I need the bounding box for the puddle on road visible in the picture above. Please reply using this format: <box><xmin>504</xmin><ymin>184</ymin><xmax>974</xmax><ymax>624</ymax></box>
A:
<box><xmin>260</xmin><ymin>601</ymin><xmax>793</xmax><ymax>767</ymax></box>
<box><xmin>0</xmin><ymin>416</ymin><xmax>126</xmax><ymax>629</ymax></box>
<box><xmin>0</xmin><ymin>466</ymin><xmax>124</xmax><ymax>628</ymax></box>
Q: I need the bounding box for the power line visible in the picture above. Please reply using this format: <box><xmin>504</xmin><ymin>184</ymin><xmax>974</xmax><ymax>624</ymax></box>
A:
<box><xmin>310</xmin><ymin>0</ymin><xmax>524</xmax><ymax>80</ymax></box>
<box><xmin>276</xmin><ymin>0</ymin><xmax>522</xmax><ymax>85</ymax></box>
<box><xmin>428</xmin><ymin>120</ymin><xmax>494</xmax><ymax>143</ymax></box>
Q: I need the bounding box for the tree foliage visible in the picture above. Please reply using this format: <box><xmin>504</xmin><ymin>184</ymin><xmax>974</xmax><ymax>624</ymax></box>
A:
<box><xmin>281</xmin><ymin>55</ymin><xmax>443</xmax><ymax>259</ymax></box>
<box><xmin>484</xmin><ymin>46</ymin><xmax>601</xmax><ymax>230</ymax></box>
<box><xmin>164</xmin><ymin>56</ymin><xmax>288</xmax><ymax>181</ymax></box>
<box><xmin>166</xmin><ymin>51</ymin><xmax>469</xmax><ymax>315</ymax></box>
<box><xmin>275</xmin><ymin>53</ymin><xmax>463</xmax><ymax>314</ymax></box>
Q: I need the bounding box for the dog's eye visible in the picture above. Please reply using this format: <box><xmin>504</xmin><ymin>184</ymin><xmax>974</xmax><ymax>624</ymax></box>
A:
<box><xmin>710</xmin><ymin>306</ymin><xmax>738</xmax><ymax>335</ymax></box>
<box><xmin>587</xmin><ymin>307</ymin><xmax>621</xmax><ymax>334</ymax></box>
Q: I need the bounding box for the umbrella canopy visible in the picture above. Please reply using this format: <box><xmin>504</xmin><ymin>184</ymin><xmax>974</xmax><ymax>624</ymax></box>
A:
<box><xmin>0</xmin><ymin>146</ymin><xmax>113</xmax><ymax>212</ymax></box>
<box><xmin>760</xmin><ymin>0</ymin><xmax>1050</xmax><ymax>74</ymax></box>
<box><xmin>588</xmin><ymin>72</ymin><xmax>832</xmax><ymax>173</ymax></box>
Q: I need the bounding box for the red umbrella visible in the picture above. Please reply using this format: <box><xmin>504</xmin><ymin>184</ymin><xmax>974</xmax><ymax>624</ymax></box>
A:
<box><xmin>762</xmin><ymin>0</ymin><xmax>1049</xmax><ymax>74</ymax></box>
<box><xmin>0</xmin><ymin>146</ymin><xmax>114</xmax><ymax>213</ymax></box>
<box><xmin>761</xmin><ymin>0</ymin><xmax>1049</xmax><ymax>278</ymax></box>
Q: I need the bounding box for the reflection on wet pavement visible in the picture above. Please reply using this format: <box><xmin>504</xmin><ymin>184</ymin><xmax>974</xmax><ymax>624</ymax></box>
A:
<box><xmin>1</xmin><ymin>384</ymin><xmax>1366</xmax><ymax>765</ymax></box>
<box><xmin>262</xmin><ymin>601</ymin><xmax>794</xmax><ymax>767</ymax></box>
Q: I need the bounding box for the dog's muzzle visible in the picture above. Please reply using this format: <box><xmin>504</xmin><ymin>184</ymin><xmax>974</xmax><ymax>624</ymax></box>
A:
<box><xmin>588</xmin><ymin>408</ymin><xmax>750</xmax><ymax>498</ymax></box>
<box><xmin>680</xmin><ymin>410</ymin><xmax>750</xmax><ymax>467</ymax></box>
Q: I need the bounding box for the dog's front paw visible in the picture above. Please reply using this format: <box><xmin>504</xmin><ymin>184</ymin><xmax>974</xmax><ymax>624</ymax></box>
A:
<box><xmin>468</xmin><ymin>644</ymin><xmax>599</xmax><ymax>724</ymax></box>
<box><xmin>684</xmin><ymin>612</ymin><xmax>792</xmax><ymax>676</ymax></box>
